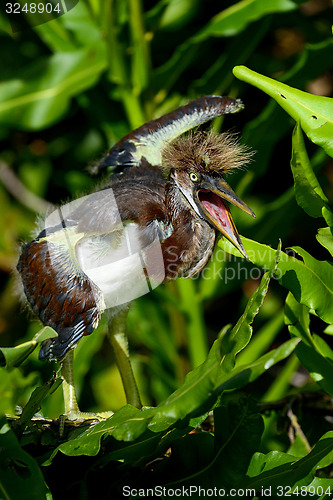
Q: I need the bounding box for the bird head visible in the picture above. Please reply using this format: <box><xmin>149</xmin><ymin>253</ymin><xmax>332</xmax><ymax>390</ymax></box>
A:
<box><xmin>163</xmin><ymin>131</ymin><xmax>255</xmax><ymax>258</ymax></box>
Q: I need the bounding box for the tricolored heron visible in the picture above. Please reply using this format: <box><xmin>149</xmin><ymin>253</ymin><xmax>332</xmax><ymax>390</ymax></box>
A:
<box><xmin>17</xmin><ymin>96</ymin><xmax>254</xmax><ymax>421</ymax></box>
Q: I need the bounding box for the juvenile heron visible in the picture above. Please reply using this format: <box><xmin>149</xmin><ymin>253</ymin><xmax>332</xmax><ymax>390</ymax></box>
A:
<box><xmin>17</xmin><ymin>96</ymin><xmax>254</xmax><ymax>420</ymax></box>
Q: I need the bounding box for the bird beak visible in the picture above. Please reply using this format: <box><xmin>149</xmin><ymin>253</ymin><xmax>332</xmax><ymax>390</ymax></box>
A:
<box><xmin>197</xmin><ymin>177</ymin><xmax>255</xmax><ymax>258</ymax></box>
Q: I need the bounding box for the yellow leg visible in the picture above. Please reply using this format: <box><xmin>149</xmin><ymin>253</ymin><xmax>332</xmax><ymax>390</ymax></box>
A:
<box><xmin>108</xmin><ymin>309</ymin><xmax>142</xmax><ymax>409</ymax></box>
<box><xmin>61</xmin><ymin>349</ymin><xmax>113</xmax><ymax>422</ymax></box>
<box><xmin>61</xmin><ymin>350</ymin><xmax>80</xmax><ymax>416</ymax></box>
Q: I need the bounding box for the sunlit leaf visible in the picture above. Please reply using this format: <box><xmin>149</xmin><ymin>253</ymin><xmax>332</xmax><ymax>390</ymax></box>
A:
<box><xmin>317</xmin><ymin>227</ymin><xmax>333</xmax><ymax>257</ymax></box>
<box><xmin>233</xmin><ymin>65</ymin><xmax>333</xmax><ymax>158</ymax></box>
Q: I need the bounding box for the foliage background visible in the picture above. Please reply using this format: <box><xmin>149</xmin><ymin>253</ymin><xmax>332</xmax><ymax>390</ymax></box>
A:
<box><xmin>0</xmin><ymin>0</ymin><xmax>333</xmax><ymax>498</ymax></box>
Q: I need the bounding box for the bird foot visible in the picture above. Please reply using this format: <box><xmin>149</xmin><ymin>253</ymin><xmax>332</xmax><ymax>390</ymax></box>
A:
<box><xmin>64</xmin><ymin>410</ymin><xmax>114</xmax><ymax>421</ymax></box>
<box><xmin>59</xmin><ymin>410</ymin><xmax>114</xmax><ymax>434</ymax></box>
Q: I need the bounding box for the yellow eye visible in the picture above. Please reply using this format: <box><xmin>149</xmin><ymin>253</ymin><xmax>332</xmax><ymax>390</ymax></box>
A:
<box><xmin>189</xmin><ymin>171</ymin><xmax>200</xmax><ymax>182</ymax></box>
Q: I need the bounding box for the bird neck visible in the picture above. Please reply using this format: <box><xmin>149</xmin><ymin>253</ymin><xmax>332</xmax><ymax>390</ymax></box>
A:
<box><xmin>162</xmin><ymin>182</ymin><xmax>215</xmax><ymax>280</ymax></box>
<box><xmin>165</xmin><ymin>181</ymin><xmax>193</xmax><ymax>227</ymax></box>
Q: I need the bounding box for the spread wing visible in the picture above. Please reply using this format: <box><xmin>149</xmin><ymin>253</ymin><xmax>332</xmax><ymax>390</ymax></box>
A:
<box><xmin>97</xmin><ymin>96</ymin><xmax>244</xmax><ymax>174</ymax></box>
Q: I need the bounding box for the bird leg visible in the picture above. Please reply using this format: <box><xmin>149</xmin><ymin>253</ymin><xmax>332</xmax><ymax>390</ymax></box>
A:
<box><xmin>61</xmin><ymin>350</ymin><xmax>80</xmax><ymax>417</ymax></box>
<box><xmin>108</xmin><ymin>308</ymin><xmax>142</xmax><ymax>409</ymax></box>
<box><xmin>59</xmin><ymin>307</ymin><xmax>142</xmax><ymax>426</ymax></box>
<box><xmin>61</xmin><ymin>349</ymin><xmax>113</xmax><ymax>422</ymax></box>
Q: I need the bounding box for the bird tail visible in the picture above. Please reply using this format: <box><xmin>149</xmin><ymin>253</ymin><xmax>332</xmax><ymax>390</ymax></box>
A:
<box><xmin>17</xmin><ymin>238</ymin><xmax>102</xmax><ymax>362</ymax></box>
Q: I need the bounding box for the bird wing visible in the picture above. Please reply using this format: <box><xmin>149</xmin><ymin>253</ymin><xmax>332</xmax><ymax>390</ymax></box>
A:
<box><xmin>41</xmin><ymin>186</ymin><xmax>166</xmax><ymax>309</ymax></box>
<box><xmin>18</xmin><ymin>185</ymin><xmax>167</xmax><ymax>361</ymax></box>
<box><xmin>98</xmin><ymin>96</ymin><xmax>244</xmax><ymax>174</ymax></box>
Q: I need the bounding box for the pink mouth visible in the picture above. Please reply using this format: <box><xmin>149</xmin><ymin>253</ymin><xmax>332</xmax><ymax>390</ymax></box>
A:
<box><xmin>198</xmin><ymin>189</ymin><xmax>234</xmax><ymax>233</ymax></box>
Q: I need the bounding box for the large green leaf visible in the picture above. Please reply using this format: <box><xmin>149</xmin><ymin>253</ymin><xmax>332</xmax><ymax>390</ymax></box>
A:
<box><xmin>219</xmin><ymin>238</ymin><xmax>333</xmax><ymax>325</ymax></box>
<box><xmin>44</xmin><ymin>337</ymin><xmax>298</xmax><ymax>463</ymax></box>
<box><xmin>44</xmin><ymin>277</ymin><xmax>298</xmax><ymax>465</ymax></box>
<box><xmin>246</xmin><ymin>431</ymin><xmax>333</xmax><ymax>493</ymax></box>
<box><xmin>0</xmin><ymin>46</ymin><xmax>107</xmax><ymax>130</ymax></box>
<box><xmin>233</xmin><ymin>65</ymin><xmax>333</xmax><ymax>158</ymax></box>
<box><xmin>0</xmin><ymin>417</ymin><xmax>51</xmax><ymax>500</ymax></box>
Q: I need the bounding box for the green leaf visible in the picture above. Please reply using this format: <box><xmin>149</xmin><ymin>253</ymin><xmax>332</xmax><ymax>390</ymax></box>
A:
<box><xmin>219</xmin><ymin>237</ymin><xmax>333</xmax><ymax>325</ymax></box>
<box><xmin>129</xmin><ymin>0</ymin><xmax>151</xmax><ymax>95</ymax></box>
<box><xmin>302</xmin><ymin>477</ymin><xmax>333</xmax><ymax>498</ymax></box>
<box><xmin>235</xmin><ymin>311</ymin><xmax>284</xmax><ymax>367</ymax></box>
<box><xmin>284</xmin><ymin>293</ymin><xmax>333</xmax><ymax>395</ymax></box>
<box><xmin>149</xmin><ymin>266</ymin><xmax>279</xmax><ymax>431</ymax></box>
<box><xmin>220</xmin><ymin>268</ymin><xmax>273</xmax><ymax>373</ymax></box>
<box><xmin>149</xmin><ymin>337</ymin><xmax>298</xmax><ymax>433</ymax></box>
<box><xmin>0</xmin><ymin>417</ymin><xmax>51</xmax><ymax>500</ymax></box>
<box><xmin>163</xmin><ymin>398</ymin><xmax>263</xmax><ymax>488</ymax></box>
<box><xmin>45</xmin><ymin>335</ymin><xmax>298</xmax><ymax>463</ymax></box>
<box><xmin>0</xmin><ymin>368</ymin><xmax>38</xmax><ymax>417</ymax></box>
<box><xmin>0</xmin><ymin>327</ymin><xmax>57</xmax><ymax>368</ymax></box>
<box><xmin>153</xmin><ymin>0</ymin><xmax>286</xmax><ymax>96</ymax></box>
<box><xmin>18</xmin><ymin>376</ymin><xmax>63</xmax><ymax>429</ymax></box>
<box><xmin>162</xmin><ymin>432</ymin><xmax>215</xmax><ymax>485</ymax></box>
<box><xmin>212</xmin><ymin>399</ymin><xmax>264</xmax><ymax>488</ymax></box>
<box><xmin>291</xmin><ymin>122</ymin><xmax>331</xmax><ymax>221</ymax></box>
<box><xmin>0</xmin><ymin>46</ymin><xmax>107</xmax><ymax>130</ymax></box>
<box><xmin>194</xmin><ymin>0</ymin><xmax>297</xmax><ymax>40</ymax></box>
<box><xmin>284</xmin><ymin>292</ymin><xmax>312</xmax><ymax>347</ymax></box>
<box><xmin>233</xmin><ymin>65</ymin><xmax>333</xmax><ymax>158</ymax></box>
<box><xmin>317</xmin><ymin>227</ymin><xmax>333</xmax><ymax>257</ymax></box>
<box><xmin>44</xmin><ymin>405</ymin><xmax>151</xmax><ymax>463</ymax></box>
<box><xmin>177</xmin><ymin>278</ymin><xmax>208</xmax><ymax>367</ymax></box>
<box><xmin>246</xmin><ymin>431</ymin><xmax>333</xmax><ymax>492</ymax></box>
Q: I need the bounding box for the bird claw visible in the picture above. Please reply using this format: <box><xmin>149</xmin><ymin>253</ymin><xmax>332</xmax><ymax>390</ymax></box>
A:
<box><xmin>58</xmin><ymin>410</ymin><xmax>114</xmax><ymax>435</ymax></box>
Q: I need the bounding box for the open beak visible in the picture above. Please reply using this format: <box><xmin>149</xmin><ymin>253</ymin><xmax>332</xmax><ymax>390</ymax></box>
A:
<box><xmin>196</xmin><ymin>177</ymin><xmax>255</xmax><ymax>258</ymax></box>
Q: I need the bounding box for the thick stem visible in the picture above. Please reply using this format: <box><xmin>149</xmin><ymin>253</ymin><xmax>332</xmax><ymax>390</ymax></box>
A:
<box><xmin>108</xmin><ymin>308</ymin><xmax>142</xmax><ymax>409</ymax></box>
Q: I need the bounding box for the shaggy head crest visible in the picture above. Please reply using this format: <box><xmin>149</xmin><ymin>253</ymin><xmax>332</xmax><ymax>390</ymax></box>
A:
<box><xmin>162</xmin><ymin>131</ymin><xmax>253</xmax><ymax>175</ymax></box>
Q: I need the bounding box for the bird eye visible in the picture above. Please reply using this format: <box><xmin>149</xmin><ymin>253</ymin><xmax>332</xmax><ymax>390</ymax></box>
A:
<box><xmin>189</xmin><ymin>171</ymin><xmax>200</xmax><ymax>183</ymax></box>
